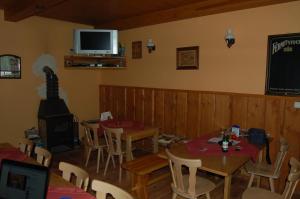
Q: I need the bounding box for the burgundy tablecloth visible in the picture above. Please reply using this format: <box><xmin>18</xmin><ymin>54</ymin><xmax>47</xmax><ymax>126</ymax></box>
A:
<box><xmin>98</xmin><ymin>120</ymin><xmax>145</xmax><ymax>136</ymax></box>
<box><xmin>186</xmin><ymin>134</ymin><xmax>259</xmax><ymax>161</ymax></box>
<box><xmin>0</xmin><ymin>147</ymin><xmax>27</xmax><ymax>163</ymax></box>
<box><xmin>47</xmin><ymin>186</ymin><xmax>96</xmax><ymax>199</ymax></box>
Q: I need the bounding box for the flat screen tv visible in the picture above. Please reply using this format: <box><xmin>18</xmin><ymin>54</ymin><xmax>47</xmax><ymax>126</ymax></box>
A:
<box><xmin>73</xmin><ymin>29</ymin><xmax>118</xmax><ymax>55</ymax></box>
<box><xmin>265</xmin><ymin>33</ymin><xmax>300</xmax><ymax>96</ymax></box>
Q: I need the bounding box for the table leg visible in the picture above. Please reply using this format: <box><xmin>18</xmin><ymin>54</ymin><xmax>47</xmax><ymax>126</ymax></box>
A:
<box><xmin>135</xmin><ymin>175</ymin><xmax>149</xmax><ymax>199</ymax></box>
<box><xmin>153</xmin><ymin>131</ymin><xmax>159</xmax><ymax>153</ymax></box>
<box><xmin>126</xmin><ymin>136</ymin><xmax>133</xmax><ymax>161</ymax></box>
<box><xmin>224</xmin><ymin>175</ymin><xmax>232</xmax><ymax>199</ymax></box>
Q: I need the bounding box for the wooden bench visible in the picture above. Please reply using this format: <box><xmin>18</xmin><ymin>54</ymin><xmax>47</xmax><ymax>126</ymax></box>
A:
<box><xmin>122</xmin><ymin>154</ymin><xmax>169</xmax><ymax>199</ymax></box>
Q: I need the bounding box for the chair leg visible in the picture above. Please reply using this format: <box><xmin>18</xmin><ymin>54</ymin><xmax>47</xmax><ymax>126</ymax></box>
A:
<box><xmin>97</xmin><ymin>148</ymin><xmax>101</xmax><ymax>173</ymax></box>
<box><xmin>269</xmin><ymin>178</ymin><xmax>275</xmax><ymax>192</ymax></box>
<box><xmin>206</xmin><ymin>192</ymin><xmax>211</xmax><ymax>199</ymax></box>
<box><xmin>104</xmin><ymin>154</ymin><xmax>111</xmax><ymax>176</ymax></box>
<box><xmin>100</xmin><ymin>148</ymin><xmax>104</xmax><ymax>162</ymax></box>
<box><xmin>248</xmin><ymin>174</ymin><xmax>255</xmax><ymax>188</ymax></box>
<box><xmin>119</xmin><ymin>154</ymin><xmax>123</xmax><ymax>182</ymax></box>
<box><xmin>172</xmin><ymin>192</ymin><xmax>177</xmax><ymax>199</ymax></box>
<box><xmin>85</xmin><ymin>148</ymin><xmax>91</xmax><ymax>167</ymax></box>
<box><xmin>112</xmin><ymin>155</ymin><xmax>116</xmax><ymax>168</ymax></box>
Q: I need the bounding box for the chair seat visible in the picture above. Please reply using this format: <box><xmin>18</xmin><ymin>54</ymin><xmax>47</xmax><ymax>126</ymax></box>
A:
<box><xmin>245</xmin><ymin>161</ymin><xmax>277</xmax><ymax>178</ymax></box>
<box><xmin>171</xmin><ymin>174</ymin><xmax>216</xmax><ymax>197</ymax></box>
<box><xmin>242</xmin><ymin>187</ymin><xmax>283</xmax><ymax>199</ymax></box>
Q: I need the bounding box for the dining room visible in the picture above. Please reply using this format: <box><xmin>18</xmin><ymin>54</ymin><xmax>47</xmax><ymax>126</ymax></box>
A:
<box><xmin>1</xmin><ymin>0</ymin><xmax>300</xmax><ymax>198</ymax></box>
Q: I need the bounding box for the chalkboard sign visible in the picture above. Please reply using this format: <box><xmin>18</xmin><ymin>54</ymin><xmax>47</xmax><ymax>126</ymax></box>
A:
<box><xmin>265</xmin><ymin>33</ymin><xmax>300</xmax><ymax>96</ymax></box>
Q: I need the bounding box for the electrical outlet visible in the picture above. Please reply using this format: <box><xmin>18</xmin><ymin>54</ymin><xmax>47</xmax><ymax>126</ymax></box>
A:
<box><xmin>294</xmin><ymin>101</ymin><xmax>300</xmax><ymax>109</ymax></box>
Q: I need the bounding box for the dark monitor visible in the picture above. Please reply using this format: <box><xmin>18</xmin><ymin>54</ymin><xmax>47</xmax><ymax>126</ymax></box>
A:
<box><xmin>0</xmin><ymin>159</ymin><xmax>49</xmax><ymax>199</ymax></box>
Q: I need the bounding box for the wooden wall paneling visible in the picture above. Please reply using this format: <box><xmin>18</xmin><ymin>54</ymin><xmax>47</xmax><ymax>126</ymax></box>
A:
<box><xmin>111</xmin><ymin>86</ymin><xmax>119</xmax><ymax>118</ymax></box>
<box><xmin>144</xmin><ymin>88</ymin><xmax>154</xmax><ymax>126</ymax></box>
<box><xmin>264</xmin><ymin>96</ymin><xmax>285</xmax><ymax>191</ymax></box>
<box><xmin>186</xmin><ymin>91</ymin><xmax>201</xmax><ymax>138</ymax></box>
<box><xmin>102</xmin><ymin>86</ymin><xmax>114</xmax><ymax>114</ymax></box>
<box><xmin>164</xmin><ymin>90</ymin><xmax>177</xmax><ymax>134</ymax></box>
<box><xmin>231</xmin><ymin>95</ymin><xmax>248</xmax><ymax>129</ymax></box>
<box><xmin>135</xmin><ymin>88</ymin><xmax>144</xmax><ymax>123</ymax></box>
<box><xmin>115</xmin><ymin>87</ymin><xmax>126</xmax><ymax>120</ymax></box>
<box><xmin>214</xmin><ymin>94</ymin><xmax>231</xmax><ymax>130</ymax></box>
<box><xmin>154</xmin><ymin>89</ymin><xmax>165</xmax><ymax>132</ymax></box>
<box><xmin>246</xmin><ymin>96</ymin><xmax>265</xmax><ymax>129</ymax></box>
<box><xmin>199</xmin><ymin>93</ymin><xmax>216</xmax><ymax>135</ymax></box>
<box><xmin>125</xmin><ymin>87</ymin><xmax>135</xmax><ymax>121</ymax></box>
<box><xmin>175</xmin><ymin>91</ymin><xmax>188</xmax><ymax>137</ymax></box>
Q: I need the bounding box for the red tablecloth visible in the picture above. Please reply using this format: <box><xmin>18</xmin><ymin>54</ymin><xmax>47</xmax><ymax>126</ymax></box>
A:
<box><xmin>98</xmin><ymin>120</ymin><xmax>145</xmax><ymax>136</ymax></box>
<box><xmin>186</xmin><ymin>134</ymin><xmax>259</xmax><ymax>162</ymax></box>
<box><xmin>47</xmin><ymin>186</ymin><xmax>96</xmax><ymax>199</ymax></box>
<box><xmin>0</xmin><ymin>147</ymin><xmax>27</xmax><ymax>163</ymax></box>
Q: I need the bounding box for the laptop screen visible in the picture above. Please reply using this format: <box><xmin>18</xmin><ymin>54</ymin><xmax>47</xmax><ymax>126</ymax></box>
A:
<box><xmin>0</xmin><ymin>159</ymin><xmax>49</xmax><ymax>199</ymax></box>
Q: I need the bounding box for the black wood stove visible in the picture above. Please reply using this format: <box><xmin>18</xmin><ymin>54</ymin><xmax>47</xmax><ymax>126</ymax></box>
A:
<box><xmin>38</xmin><ymin>66</ymin><xmax>74</xmax><ymax>152</ymax></box>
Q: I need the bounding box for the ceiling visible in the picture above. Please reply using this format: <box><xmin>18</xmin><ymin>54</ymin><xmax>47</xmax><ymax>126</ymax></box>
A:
<box><xmin>0</xmin><ymin>0</ymin><xmax>298</xmax><ymax>30</ymax></box>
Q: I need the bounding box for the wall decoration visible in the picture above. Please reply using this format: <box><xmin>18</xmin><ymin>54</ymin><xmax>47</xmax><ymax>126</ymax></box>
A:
<box><xmin>265</xmin><ymin>33</ymin><xmax>300</xmax><ymax>96</ymax></box>
<box><xmin>132</xmin><ymin>41</ymin><xmax>142</xmax><ymax>59</ymax></box>
<box><xmin>176</xmin><ymin>46</ymin><xmax>199</xmax><ymax>70</ymax></box>
<box><xmin>0</xmin><ymin>54</ymin><xmax>21</xmax><ymax>79</ymax></box>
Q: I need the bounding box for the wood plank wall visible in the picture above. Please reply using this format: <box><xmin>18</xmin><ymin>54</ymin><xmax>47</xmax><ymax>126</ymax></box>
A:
<box><xmin>99</xmin><ymin>85</ymin><xmax>300</xmax><ymax>191</ymax></box>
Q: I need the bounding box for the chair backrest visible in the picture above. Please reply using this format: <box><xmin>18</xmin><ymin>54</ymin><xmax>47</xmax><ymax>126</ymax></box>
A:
<box><xmin>282</xmin><ymin>157</ymin><xmax>300</xmax><ymax>199</ymax></box>
<box><xmin>34</xmin><ymin>146</ymin><xmax>52</xmax><ymax>167</ymax></box>
<box><xmin>100</xmin><ymin>111</ymin><xmax>113</xmax><ymax>121</ymax></box>
<box><xmin>166</xmin><ymin>149</ymin><xmax>202</xmax><ymax>197</ymax></box>
<box><xmin>82</xmin><ymin>122</ymin><xmax>100</xmax><ymax>147</ymax></box>
<box><xmin>101</xmin><ymin>126</ymin><xmax>123</xmax><ymax>156</ymax></box>
<box><xmin>19</xmin><ymin>138</ymin><xmax>34</xmax><ymax>157</ymax></box>
<box><xmin>273</xmin><ymin>137</ymin><xmax>289</xmax><ymax>177</ymax></box>
<box><xmin>58</xmin><ymin>161</ymin><xmax>89</xmax><ymax>191</ymax></box>
<box><xmin>91</xmin><ymin>179</ymin><xmax>134</xmax><ymax>199</ymax></box>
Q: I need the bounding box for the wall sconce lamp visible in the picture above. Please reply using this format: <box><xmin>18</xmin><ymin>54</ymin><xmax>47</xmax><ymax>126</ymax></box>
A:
<box><xmin>146</xmin><ymin>39</ymin><xmax>156</xmax><ymax>53</ymax></box>
<box><xmin>225</xmin><ymin>28</ymin><xmax>235</xmax><ymax>48</ymax></box>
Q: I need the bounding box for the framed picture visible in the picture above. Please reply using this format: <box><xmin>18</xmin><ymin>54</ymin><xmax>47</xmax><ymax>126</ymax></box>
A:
<box><xmin>0</xmin><ymin>54</ymin><xmax>21</xmax><ymax>79</ymax></box>
<box><xmin>176</xmin><ymin>46</ymin><xmax>199</xmax><ymax>70</ymax></box>
<box><xmin>265</xmin><ymin>32</ymin><xmax>300</xmax><ymax>96</ymax></box>
<box><xmin>132</xmin><ymin>41</ymin><xmax>142</xmax><ymax>59</ymax></box>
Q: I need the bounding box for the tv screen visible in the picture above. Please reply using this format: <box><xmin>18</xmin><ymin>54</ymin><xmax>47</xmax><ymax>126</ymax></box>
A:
<box><xmin>73</xmin><ymin>29</ymin><xmax>118</xmax><ymax>55</ymax></box>
<box><xmin>265</xmin><ymin>33</ymin><xmax>300</xmax><ymax>96</ymax></box>
<box><xmin>0</xmin><ymin>159</ymin><xmax>49</xmax><ymax>199</ymax></box>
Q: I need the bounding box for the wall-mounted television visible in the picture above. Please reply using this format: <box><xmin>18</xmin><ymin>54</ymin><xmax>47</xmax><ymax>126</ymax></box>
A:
<box><xmin>265</xmin><ymin>33</ymin><xmax>300</xmax><ymax>96</ymax></box>
<box><xmin>73</xmin><ymin>29</ymin><xmax>118</xmax><ymax>55</ymax></box>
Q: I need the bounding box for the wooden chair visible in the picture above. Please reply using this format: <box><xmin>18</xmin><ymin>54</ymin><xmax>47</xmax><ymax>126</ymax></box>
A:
<box><xmin>58</xmin><ymin>161</ymin><xmax>89</xmax><ymax>191</ymax></box>
<box><xmin>243</xmin><ymin>157</ymin><xmax>300</xmax><ymax>199</ymax></box>
<box><xmin>81</xmin><ymin>122</ymin><xmax>107</xmax><ymax>173</ymax></box>
<box><xmin>166</xmin><ymin>149</ymin><xmax>216</xmax><ymax>199</ymax></box>
<box><xmin>246</xmin><ymin>137</ymin><xmax>289</xmax><ymax>192</ymax></box>
<box><xmin>91</xmin><ymin>179</ymin><xmax>134</xmax><ymax>199</ymax></box>
<box><xmin>101</xmin><ymin>125</ymin><xmax>129</xmax><ymax>182</ymax></box>
<box><xmin>34</xmin><ymin>146</ymin><xmax>52</xmax><ymax>167</ymax></box>
<box><xmin>19</xmin><ymin>138</ymin><xmax>34</xmax><ymax>157</ymax></box>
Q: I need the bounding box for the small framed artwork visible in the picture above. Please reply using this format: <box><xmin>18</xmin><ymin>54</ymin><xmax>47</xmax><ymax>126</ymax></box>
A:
<box><xmin>0</xmin><ymin>54</ymin><xmax>21</xmax><ymax>79</ymax></box>
<box><xmin>176</xmin><ymin>46</ymin><xmax>199</xmax><ymax>70</ymax></box>
<box><xmin>132</xmin><ymin>41</ymin><xmax>142</xmax><ymax>59</ymax></box>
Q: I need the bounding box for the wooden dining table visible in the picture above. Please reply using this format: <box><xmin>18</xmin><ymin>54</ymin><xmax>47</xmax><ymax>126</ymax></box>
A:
<box><xmin>84</xmin><ymin>119</ymin><xmax>160</xmax><ymax>162</ymax></box>
<box><xmin>164</xmin><ymin>134</ymin><xmax>263</xmax><ymax>199</ymax></box>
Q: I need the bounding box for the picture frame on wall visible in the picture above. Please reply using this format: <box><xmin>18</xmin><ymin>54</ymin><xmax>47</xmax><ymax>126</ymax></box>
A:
<box><xmin>265</xmin><ymin>32</ymin><xmax>300</xmax><ymax>96</ymax></box>
<box><xmin>0</xmin><ymin>54</ymin><xmax>21</xmax><ymax>79</ymax></box>
<box><xmin>176</xmin><ymin>46</ymin><xmax>199</xmax><ymax>70</ymax></box>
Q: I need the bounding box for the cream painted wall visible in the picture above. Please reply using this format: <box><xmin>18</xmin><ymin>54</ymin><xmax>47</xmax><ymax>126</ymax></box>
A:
<box><xmin>99</xmin><ymin>1</ymin><xmax>300</xmax><ymax>95</ymax></box>
<box><xmin>0</xmin><ymin>11</ymin><xmax>99</xmax><ymax>145</ymax></box>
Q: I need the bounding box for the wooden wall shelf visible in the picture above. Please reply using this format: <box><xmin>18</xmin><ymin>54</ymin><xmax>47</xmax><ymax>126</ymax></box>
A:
<box><xmin>64</xmin><ymin>55</ymin><xmax>126</xmax><ymax>69</ymax></box>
